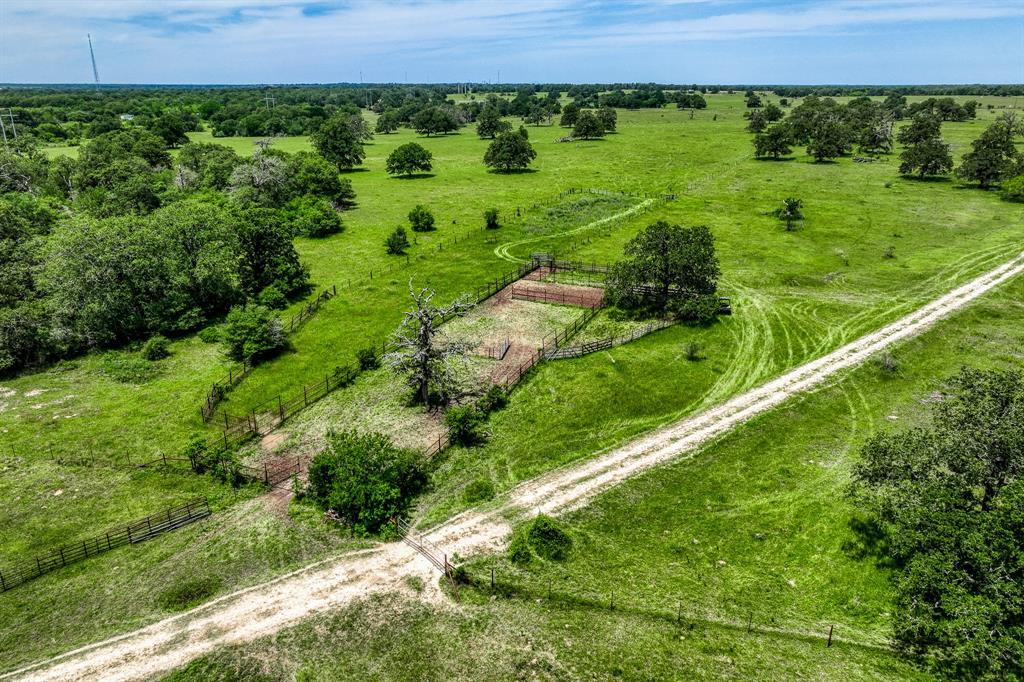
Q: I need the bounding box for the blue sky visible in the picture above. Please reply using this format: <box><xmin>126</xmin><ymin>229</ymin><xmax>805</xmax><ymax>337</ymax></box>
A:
<box><xmin>1</xmin><ymin>1</ymin><xmax>1022</xmax><ymax>84</ymax></box>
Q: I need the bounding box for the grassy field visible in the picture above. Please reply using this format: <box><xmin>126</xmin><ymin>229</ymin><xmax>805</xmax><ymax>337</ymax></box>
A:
<box><xmin>156</xmin><ymin>263</ymin><xmax>1024</xmax><ymax>682</ymax></box>
<box><xmin>3</xmin><ymin>93</ymin><xmax>1023</xmax><ymax>671</ymax></box>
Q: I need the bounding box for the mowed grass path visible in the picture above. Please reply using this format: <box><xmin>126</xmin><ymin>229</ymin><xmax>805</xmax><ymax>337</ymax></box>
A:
<box><xmin>156</xmin><ymin>245</ymin><xmax>1024</xmax><ymax>682</ymax></box>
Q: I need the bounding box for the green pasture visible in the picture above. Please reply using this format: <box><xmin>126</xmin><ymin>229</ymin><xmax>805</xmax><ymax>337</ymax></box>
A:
<box><xmin>3</xmin><ymin>93</ymin><xmax>1023</xmax><ymax>671</ymax></box>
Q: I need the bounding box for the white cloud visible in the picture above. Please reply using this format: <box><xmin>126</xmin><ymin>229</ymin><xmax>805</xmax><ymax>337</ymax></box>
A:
<box><xmin>0</xmin><ymin>0</ymin><xmax>1021</xmax><ymax>82</ymax></box>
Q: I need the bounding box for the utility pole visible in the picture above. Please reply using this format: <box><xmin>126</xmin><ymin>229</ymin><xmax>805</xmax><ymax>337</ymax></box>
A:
<box><xmin>263</xmin><ymin>94</ymin><xmax>276</xmax><ymax>110</ymax></box>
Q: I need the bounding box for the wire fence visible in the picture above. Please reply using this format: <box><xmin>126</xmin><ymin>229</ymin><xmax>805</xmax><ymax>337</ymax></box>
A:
<box><xmin>457</xmin><ymin>566</ymin><xmax>858</xmax><ymax>651</ymax></box>
<box><xmin>0</xmin><ymin>498</ymin><xmax>210</xmax><ymax>593</ymax></box>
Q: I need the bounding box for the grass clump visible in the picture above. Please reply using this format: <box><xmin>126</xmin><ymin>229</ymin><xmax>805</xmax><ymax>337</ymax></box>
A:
<box><xmin>156</xmin><ymin>575</ymin><xmax>222</xmax><ymax>612</ymax></box>
<box><xmin>462</xmin><ymin>477</ymin><xmax>495</xmax><ymax>504</ymax></box>
<box><xmin>99</xmin><ymin>352</ymin><xmax>161</xmax><ymax>383</ymax></box>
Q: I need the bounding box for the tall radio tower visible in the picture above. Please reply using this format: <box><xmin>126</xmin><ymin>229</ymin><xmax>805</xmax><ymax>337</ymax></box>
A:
<box><xmin>87</xmin><ymin>34</ymin><xmax>100</xmax><ymax>90</ymax></box>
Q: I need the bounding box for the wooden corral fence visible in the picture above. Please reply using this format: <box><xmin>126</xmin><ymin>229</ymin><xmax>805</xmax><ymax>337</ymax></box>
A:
<box><xmin>204</xmin><ymin>260</ymin><xmax>544</xmax><ymax>444</ymax></box>
<box><xmin>395</xmin><ymin>517</ymin><xmax>454</xmax><ymax>582</ymax></box>
<box><xmin>493</xmin><ymin>306</ymin><xmax>602</xmax><ymax>389</ymax></box>
<box><xmin>238</xmin><ymin>457</ymin><xmax>304</xmax><ymax>488</ymax></box>
<box><xmin>547</xmin><ymin>318</ymin><xmax>677</xmax><ymax>360</ymax></box>
<box><xmin>510</xmin><ymin>284</ymin><xmax>604</xmax><ymax>308</ymax></box>
<box><xmin>201</xmin><ymin>286</ymin><xmax>338</xmax><ymax>422</ymax></box>
<box><xmin>0</xmin><ymin>498</ymin><xmax>210</xmax><ymax>593</ymax></box>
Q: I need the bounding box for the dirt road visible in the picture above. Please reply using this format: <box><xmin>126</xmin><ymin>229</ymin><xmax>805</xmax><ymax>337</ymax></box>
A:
<box><xmin>8</xmin><ymin>251</ymin><xmax>1024</xmax><ymax>682</ymax></box>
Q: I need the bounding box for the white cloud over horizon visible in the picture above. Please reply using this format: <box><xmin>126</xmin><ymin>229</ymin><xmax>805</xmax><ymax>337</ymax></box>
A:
<box><xmin>1</xmin><ymin>0</ymin><xmax>1022</xmax><ymax>84</ymax></box>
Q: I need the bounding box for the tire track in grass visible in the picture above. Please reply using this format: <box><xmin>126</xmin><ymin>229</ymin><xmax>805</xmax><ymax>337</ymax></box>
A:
<box><xmin>11</xmin><ymin>251</ymin><xmax>1024</xmax><ymax>682</ymax></box>
<box><xmin>493</xmin><ymin>198</ymin><xmax>655</xmax><ymax>264</ymax></box>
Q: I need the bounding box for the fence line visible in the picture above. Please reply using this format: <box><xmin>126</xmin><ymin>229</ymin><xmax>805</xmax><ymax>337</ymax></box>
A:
<box><xmin>547</xmin><ymin>318</ymin><xmax>677</xmax><ymax>360</ymax></box>
<box><xmin>0</xmin><ymin>498</ymin><xmax>210</xmax><ymax>593</ymax></box>
<box><xmin>201</xmin><ymin>285</ymin><xmax>338</xmax><ymax>422</ymax></box>
<box><xmin>478</xmin><ymin>338</ymin><xmax>512</xmax><ymax>360</ymax></box>
<box><xmin>465</xmin><ymin>566</ymin><xmax>865</xmax><ymax>652</ymax></box>
<box><xmin>510</xmin><ymin>284</ymin><xmax>604</xmax><ymax>308</ymax></box>
<box><xmin>205</xmin><ymin>260</ymin><xmax>544</xmax><ymax>447</ymax></box>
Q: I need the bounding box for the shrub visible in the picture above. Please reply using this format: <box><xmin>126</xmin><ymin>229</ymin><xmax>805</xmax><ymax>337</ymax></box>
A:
<box><xmin>306</xmin><ymin>430</ymin><xmax>428</xmax><ymax>535</ymax></box>
<box><xmin>284</xmin><ymin>196</ymin><xmax>344</xmax><ymax>237</ymax></box>
<box><xmin>141</xmin><ymin>334</ymin><xmax>171</xmax><ymax>361</ymax></box>
<box><xmin>875</xmin><ymin>352</ymin><xmax>899</xmax><ymax>375</ymax></box>
<box><xmin>222</xmin><ymin>303</ymin><xmax>285</xmax><ymax>362</ymax></box>
<box><xmin>356</xmin><ymin>347</ymin><xmax>380</xmax><ymax>370</ymax></box>
<box><xmin>197</xmin><ymin>326</ymin><xmax>220</xmax><ymax>344</ymax></box>
<box><xmin>883</xmin><ymin>246</ymin><xmax>897</xmax><ymax>260</ymax></box>
<box><xmin>526</xmin><ymin>514</ymin><xmax>573</xmax><ymax>561</ymax></box>
<box><xmin>684</xmin><ymin>341</ymin><xmax>703</xmax><ymax>361</ymax></box>
<box><xmin>1000</xmin><ymin>174</ymin><xmax>1024</xmax><ymax>202</ymax></box>
<box><xmin>156</xmin><ymin>576</ymin><xmax>222</xmax><ymax>611</ymax></box>
<box><xmin>408</xmin><ymin>204</ymin><xmax>436</xmax><ymax>232</ymax></box>
<box><xmin>445</xmin><ymin>405</ymin><xmax>487</xmax><ymax>446</ymax></box>
<box><xmin>668</xmin><ymin>294</ymin><xmax>721</xmax><ymax>324</ymax></box>
<box><xmin>508</xmin><ymin>532</ymin><xmax>532</xmax><ymax>565</ymax></box>
<box><xmin>476</xmin><ymin>384</ymin><xmax>508</xmax><ymax>414</ymax></box>
<box><xmin>462</xmin><ymin>477</ymin><xmax>495</xmax><ymax>504</ymax></box>
<box><xmin>385</xmin><ymin>226</ymin><xmax>410</xmax><ymax>255</ymax></box>
<box><xmin>257</xmin><ymin>284</ymin><xmax>288</xmax><ymax>310</ymax></box>
<box><xmin>484</xmin><ymin>207</ymin><xmax>500</xmax><ymax>229</ymax></box>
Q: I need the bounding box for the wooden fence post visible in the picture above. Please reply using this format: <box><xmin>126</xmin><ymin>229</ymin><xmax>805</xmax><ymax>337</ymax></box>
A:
<box><xmin>827</xmin><ymin>625</ymin><xmax>834</xmax><ymax>647</ymax></box>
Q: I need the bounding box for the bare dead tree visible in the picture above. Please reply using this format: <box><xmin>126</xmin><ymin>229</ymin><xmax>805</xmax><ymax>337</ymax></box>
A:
<box><xmin>385</xmin><ymin>281</ymin><xmax>474</xmax><ymax>406</ymax></box>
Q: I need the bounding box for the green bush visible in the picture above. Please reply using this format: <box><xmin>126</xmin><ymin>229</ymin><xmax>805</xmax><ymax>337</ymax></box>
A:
<box><xmin>526</xmin><ymin>514</ymin><xmax>572</xmax><ymax>561</ymax></box>
<box><xmin>306</xmin><ymin>430</ymin><xmax>428</xmax><ymax>535</ymax></box>
<box><xmin>668</xmin><ymin>293</ymin><xmax>721</xmax><ymax>324</ymax></box>
<box><xmin>476</xmin><ymin>385</ymin><xmax>508</xmax><ymax>414</ymax></box>
<box><xmin>385</xmin><ymin>226</ymin><xmax>410</xmax><ymax>255</ymax></box>
<box><xmin>445</xmin><ymin>405</ymin><xmax>487</xmax><ymax>446</ymax></box>
<box><xmin>284</xmin><ymin>196</ymin><xmax>344</xmax><ymax>237</ymax></box>
<box><xmin>197</xmin><ymin>326</ymin><xmax>220</xmax><ymax>343</ymax></box>
<box><xmin>408</xmin><ymin>204</ymin><xmax>436</xmax><ymax>232</ymax></box>
<box><xmin>222</xmin><ymin>303</ymin><xmax>285</xmax><ymax>362</ymax></box>
<box><xmin>684</xmin><ymin>341</ymin><xmax>703</xmax><ymax>361</ymax></box>
<box><xmin>141</xmin><ymin>334</ymin><xmax>171</xmax><ymax>360</ymax></box>
<box><xmin>356</xmin><ymin>347</ymin><xmax>380</xmax><ymax>370</ymax></box>
<box><xmin>484</xmin><ymin>207</ymin><xmax>500</xmax><ymax>229</ymax></box>
<box><xmin>156</xmin><ymin>576</ymin><xmax>222</xmax><ymax>611</ymax></box>
<box><xmin>257</xmin><ymin>284</ymin><xmax>288</xmax><ymax>310</ymax></box>
<box><xmin>462</xmin><ymin>477</ymin><xmax>495</xmax><ymax>504</ymax></box>
<box><xmin>508</xmin><ymin>532</ymin><xmax>532</xmax><ymax>565</ymax></box>
<box><xmin>1000</xmin><ymin>174</ymin><xmax>1024</xmax><ymax>202</ymax></box>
